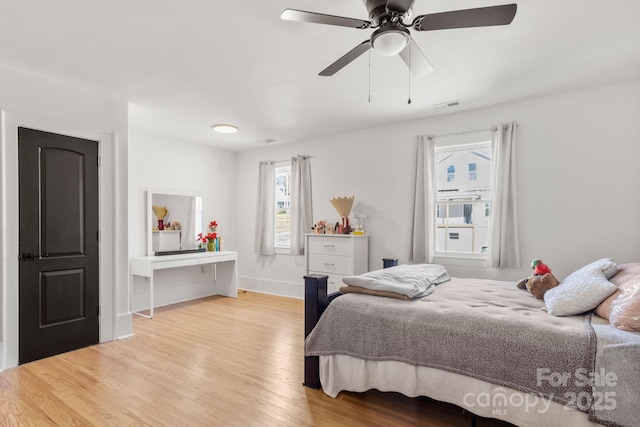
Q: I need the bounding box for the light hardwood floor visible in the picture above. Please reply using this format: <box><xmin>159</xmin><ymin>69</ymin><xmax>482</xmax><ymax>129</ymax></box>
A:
<box><xmin>0</xmin><ymin>291</ymin><xmax>513</xmax><ymax>426</ymax></box>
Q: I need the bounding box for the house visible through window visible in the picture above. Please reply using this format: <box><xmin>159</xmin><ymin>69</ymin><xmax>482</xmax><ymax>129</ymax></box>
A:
<box><xmin>275</xmin><ymin>163</ymin><xmax>291</xmax><ymax>248</ymax></box>
<box><xmin>435</xmin><ymin>141</ymin><xmax>492</xmax><ymax>255</ymax></box>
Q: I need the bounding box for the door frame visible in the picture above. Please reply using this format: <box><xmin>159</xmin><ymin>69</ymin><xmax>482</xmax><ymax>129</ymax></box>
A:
<box><xmin>1</xmin><ymin>109</ymin><xmax>117</xmax><ymax>369</ymax></box>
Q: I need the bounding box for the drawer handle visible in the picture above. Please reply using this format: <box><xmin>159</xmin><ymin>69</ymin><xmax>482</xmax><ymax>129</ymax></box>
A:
<box><xmin>324</xmin><ymin>263</ymin><xmax>335</xmax><ymax>267</ymax></box>
<box><xmin>323</xmin><ymin>245</ymin><xmax>335</xmax><ymax>248</ymax></box>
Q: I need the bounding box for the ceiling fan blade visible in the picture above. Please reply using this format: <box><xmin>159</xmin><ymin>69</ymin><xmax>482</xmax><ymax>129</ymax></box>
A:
<box><xmin>412</xmin><ymin>4</ymin><xmax>517</xmax><ymax>31</ymax></box>
<box><xmin>319</xmin><ymin>40</ymin><xmax>372</xmax><ymax>76</ymax></box>
<box><xmin>386</xmin><ymin>0</ymin><xmax>415</xmax><ymax>15</ymax></box>
<box><xmin>281</xmin><ymin>9</ymin><xmax>371</xmax><ymax>29</ymax></box>
<box><xmin>398</xmin><ymin>39</ymin><xmax>434</xmax><ymax>78</ymax></box>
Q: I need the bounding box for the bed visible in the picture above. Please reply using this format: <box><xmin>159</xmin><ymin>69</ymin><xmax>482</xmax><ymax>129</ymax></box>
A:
<box><xmin>303</xmin><ymin>261</ymin><xmax>640</xmax><ymax>427</ymax></box>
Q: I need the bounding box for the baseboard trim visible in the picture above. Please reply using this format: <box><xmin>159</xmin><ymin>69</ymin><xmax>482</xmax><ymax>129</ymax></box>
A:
<box><xmin>238</xmin><ymin>276</ymin><xmax>303</xmax><ymax>299</ymax></box>
<box><xmin>0</xmin><ymin>340</ymin><xmax>4</xmax><ymax>372</ymax></box>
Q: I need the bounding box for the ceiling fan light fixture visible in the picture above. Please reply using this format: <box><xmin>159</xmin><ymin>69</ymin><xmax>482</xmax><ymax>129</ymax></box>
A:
<box><xmin>212</xmin><ymin>124</ymin><xmax>238</xmax><ymax>134</ymax></box>
<box><xmin>371</xmin><ymin>26</ymin><xmax>409</xmax><ymax>56</ymax></box>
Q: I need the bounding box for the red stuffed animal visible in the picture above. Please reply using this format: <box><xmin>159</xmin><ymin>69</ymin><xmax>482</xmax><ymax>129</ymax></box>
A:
<box><xmin>532</xmin><ymin>259</ymin><xmax>551</xmax><ymax>275</ymax></box>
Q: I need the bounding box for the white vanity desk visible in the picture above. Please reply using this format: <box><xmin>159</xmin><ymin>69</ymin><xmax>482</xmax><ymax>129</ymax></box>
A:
<box><xmin>130</xmin><ymin>250</ymin><xmax>237</xmax><ymax>318</ymax></box>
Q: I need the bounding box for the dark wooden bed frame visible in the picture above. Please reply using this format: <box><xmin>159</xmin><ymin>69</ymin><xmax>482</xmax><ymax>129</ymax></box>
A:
<box><xmin>303</xmin><ymin>259</ymin><xmax>481</xmax><ymax>427</ymax></box>
<box><xmin>303</xmin><ymin>258</ymin><xmax>398</xmax><ymax>388</ymax></box>
<box><xmin>303</xmin><ymin>274</ymin><xmax>331</xmax><ymax>389</ymax></box>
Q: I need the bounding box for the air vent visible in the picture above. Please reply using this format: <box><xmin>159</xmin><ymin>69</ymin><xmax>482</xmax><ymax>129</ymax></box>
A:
<box><xmin>257</xmin><ymin>138</ymin><xmax>276</xmax><ymax>144</ymax></box>
<box><xmin>432</xmin><ymin>100</ymin><xmax>460</xmax><ymax>109</ymax></box>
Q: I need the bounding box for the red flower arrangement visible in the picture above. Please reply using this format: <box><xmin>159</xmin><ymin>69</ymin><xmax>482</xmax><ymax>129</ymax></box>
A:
<box><xmin>196</xmin><ymin>232</ymin><xmax>218</xmax><ymax>245</ymax></box>
<box><xmin>205</xmin><ymin>220</ymin><xmax>218</xmax><ymax>242</ymax></box>
<box><xmin>197</xmin><ymin>220</ymin><xmax>220</xmax><ymax>250</ymax></box>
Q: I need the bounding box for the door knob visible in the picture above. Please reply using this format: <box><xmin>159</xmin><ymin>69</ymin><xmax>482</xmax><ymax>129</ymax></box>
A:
<box><xmin>21</xmin><ymin>252</ymin><xmax>40</xmax><ymax>260</ymax></box>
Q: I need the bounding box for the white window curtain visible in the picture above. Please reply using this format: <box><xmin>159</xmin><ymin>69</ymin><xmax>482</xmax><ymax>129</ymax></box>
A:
<box><xmin>290</xmin><ymin>155</ymin><xmax>313</xmax><ymax>255</ymax></box>
<box><xmin>409</xmin><ymin>135</ymin><xmax>436</xmax><ymax>263</ymax></box>
<box><xmin>487</xmin><ymin>122</ymin><xmax>520</xmax><ymax>268</ymax></box>
<box><xmin>255</xmin><ymin>160</ymin><xmax>276</xmax><ymax>256</ymax></box>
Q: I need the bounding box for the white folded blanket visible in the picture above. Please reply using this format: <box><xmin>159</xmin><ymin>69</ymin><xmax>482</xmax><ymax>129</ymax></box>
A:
<box><xmin>342</xmin><ymin>264</ymin><xmax>450</xmax><ymax>299</ymax></box>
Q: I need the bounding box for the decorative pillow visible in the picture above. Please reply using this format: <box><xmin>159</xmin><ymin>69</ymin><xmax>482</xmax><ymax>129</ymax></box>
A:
<box><xmin>600</xmin><ymin>260</ymin><xmax>619</xmax><ymax>280</ymax></box>
<box><xmin>596</xmin><ymin>289</ymin><xmax>624</xmax><ymax>320</ymax></box>
<box><xmin>595</xmin><ymin>264</ymin><xmax>640</xmax><ymax>320</ymax></box>
<box><xmin>609</xmin><ymin>282</ymin><xmax>640</xmax><ymax>331</ymax></box>
<box><xmin>609</xmin><ymin>263</ymin><xmax>640</xmax><ymax>286</ymax></box>
<box><xmin>544</xmin><ymin>258</ymin><xmax>618</xmax><ymax>316</ymax></box>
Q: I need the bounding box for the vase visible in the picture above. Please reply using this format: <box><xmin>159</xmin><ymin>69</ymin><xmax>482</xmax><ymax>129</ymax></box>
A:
<box><xmin>207</xmin><ymin>241</ymin><xmax>215</xmax><ymax>251</ymax></box>
<box><xmin>337</xmin><ymin>216</ymin><xmax>351</xmax><ymax>234</ymax></box>
<box><xmin>157</xmin><ymin>219</ymin><xmax>164</xmax><ymax>230</ymax></box>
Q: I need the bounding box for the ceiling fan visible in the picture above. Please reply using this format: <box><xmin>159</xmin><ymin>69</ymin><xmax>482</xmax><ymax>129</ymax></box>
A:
<box><xmin>281</xmin><ymin>0</ymin><xmax>517</xmax><ymax>77</ymax></box>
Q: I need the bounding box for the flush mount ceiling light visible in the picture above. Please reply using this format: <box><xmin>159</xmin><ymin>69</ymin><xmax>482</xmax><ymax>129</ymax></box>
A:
<box><xmin>212</xmin><ymin>124</ymin><xmax>238</xmax><ymax>134</ymax></box>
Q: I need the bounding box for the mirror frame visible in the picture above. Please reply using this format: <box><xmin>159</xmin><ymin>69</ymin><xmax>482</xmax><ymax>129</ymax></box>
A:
<box><xmin>146</xmin><ymin>189</ymin><xmax>203</xmax><ymax>256</ymax></box>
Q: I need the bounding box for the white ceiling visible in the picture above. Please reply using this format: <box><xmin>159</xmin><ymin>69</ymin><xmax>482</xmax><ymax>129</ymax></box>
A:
<box><xmin>1</xmin><ymin>0</ymin><xmax>639</xmax><ymax>151</ymax></box>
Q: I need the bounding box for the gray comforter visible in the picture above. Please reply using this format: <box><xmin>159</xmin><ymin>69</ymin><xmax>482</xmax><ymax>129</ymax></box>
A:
<box><xmin>305</xmin><ymin>277</ymin><xmax>639</xmax><ymax>427</ymax></box>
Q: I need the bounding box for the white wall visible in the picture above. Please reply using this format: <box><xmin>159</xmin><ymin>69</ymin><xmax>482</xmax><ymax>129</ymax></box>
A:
<box><xmin>128</xmin><ymin>131</ymin><xmax>238</xmax><ymax>310</ymax></box>
<box><xmin>0</xmin><ymin>62</ymin><xmax>129</xmax><ymax>369</ymax></box>
<box><xmin>2</xmin><ymin>58</ymin><xmax>638</xmax><ymax>369</ymax></box>
<box><xmin>237</xmin><ymin>79</ymin><xmax>640</xmax><ymax>297</ymax></box>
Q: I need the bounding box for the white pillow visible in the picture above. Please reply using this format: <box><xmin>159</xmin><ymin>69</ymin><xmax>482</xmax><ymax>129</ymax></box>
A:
<box><xmin>544</xmin><ymin>258</ymin><xmax>618</xmax><ymax>316</ymax></box>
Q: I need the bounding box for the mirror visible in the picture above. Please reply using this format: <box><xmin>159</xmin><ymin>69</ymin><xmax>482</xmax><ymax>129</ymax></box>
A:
<box><xmin>146</xmin><ymin>189</ymin><xmax>203</xmax><ymax>256</ymax></box>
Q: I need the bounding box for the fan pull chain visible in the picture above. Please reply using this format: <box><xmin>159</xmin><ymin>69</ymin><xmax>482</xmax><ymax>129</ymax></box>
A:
<box><xmin>368</xmin><ymin>48</ymin><xmax>371</xmax><ymax>103</ymax></box>
<box><xmin>407</xmin><ymin>43</ymin><xmax>412</xmax><ymax>104</ymax></box>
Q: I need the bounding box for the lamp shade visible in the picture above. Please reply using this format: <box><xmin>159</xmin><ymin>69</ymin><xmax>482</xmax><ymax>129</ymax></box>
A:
<box><xmin>371</xmin><ymin>26</ymin><xmax>410</xmax><ymax>56</ymax></box>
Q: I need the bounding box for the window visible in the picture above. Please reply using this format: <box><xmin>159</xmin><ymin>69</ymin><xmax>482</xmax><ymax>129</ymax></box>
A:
<box><xmin>468</xmin><ymin>163</ymin><xmax>477</xmax><ymax>181</ymax></box>
<box><xmin>435</xmin><ymin>141</ymin><xmax>492</xmax><ymax>256</ymax></box>
<box><xmin>274</xmin><ymin>163</ymin><xmax>291</xmax><ymax>249</ymax></box>
<box><xmin>411</xmin><ymin>123</ymin><xmax>518</xmax><ymax>267</ymax></box>
<box><xmin>447</xmin><ymin>165</ymin><xmax>455</xmax><ymax>182</ymax></box>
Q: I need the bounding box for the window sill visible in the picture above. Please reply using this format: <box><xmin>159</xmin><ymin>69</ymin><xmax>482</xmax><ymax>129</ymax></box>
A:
<box><xmin>275</xmin><ymin>247</ymin><xmax>292</xmax><ymax>255</ymax></box>
<box><xmin>433</xmin><ymin>253</ymin><xmax>488</xmax><ymax>268</ymax></box>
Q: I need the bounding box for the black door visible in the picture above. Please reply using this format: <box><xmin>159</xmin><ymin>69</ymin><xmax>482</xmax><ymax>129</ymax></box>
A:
<box><xmin>18</xmin><ymin>127</ymin><xmax>100</xmax><ymax>364</ymax></box>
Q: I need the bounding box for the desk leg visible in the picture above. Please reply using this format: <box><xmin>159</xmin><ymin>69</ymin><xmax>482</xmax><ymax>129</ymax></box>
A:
<box><xmin>132</xmin><ymin>274</ymin><xmax>153</xmax><ymax>319</ymax></box>
<box><xmin>213</xmin><ymin>261</ymin><xmax>237</xmax><ymax>298</ymax></box>
<box><xmin>149</xmin><ymin>274</ymin><xmax>154</xmax><ymax>319</ymax></box>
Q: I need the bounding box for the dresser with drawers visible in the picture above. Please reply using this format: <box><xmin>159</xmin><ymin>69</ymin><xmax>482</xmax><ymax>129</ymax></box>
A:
<box><xmin>305</xmin><ymin>234</ymin><xmax>369</xmax><ymax>294</ymax></box>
